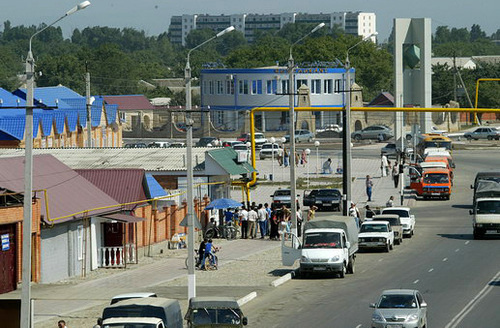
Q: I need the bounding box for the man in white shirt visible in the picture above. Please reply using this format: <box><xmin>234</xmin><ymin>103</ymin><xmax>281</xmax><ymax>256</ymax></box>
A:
<box><xmin>247</xmin><ymin>206</ymin><xmax>258</xmax><ymax>239</ymax></box>
<box><xmin>239</xmin><ymin>206</ymin><xmax>249</xmax><ymax>239</ymax></box>
<box><xmin>257</xmin><ymin>204</ymin><xmax>269</xmax><ymax>238</ymax></box>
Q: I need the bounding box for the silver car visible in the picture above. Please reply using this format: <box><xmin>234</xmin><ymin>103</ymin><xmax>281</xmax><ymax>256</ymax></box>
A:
<box><xmin>352</xmin><ymin>125</ymin><xmax>394</xmax><ymax>141</ymax></box>
<box><xmin>370</xmin><ymin>289</ymin><xmax>427</xmax><ymax>328</ymax></box>
<box><xmin>464</xmin><ymin>127</ymin><xmax>500</xmax><ymax>140</ymax></box>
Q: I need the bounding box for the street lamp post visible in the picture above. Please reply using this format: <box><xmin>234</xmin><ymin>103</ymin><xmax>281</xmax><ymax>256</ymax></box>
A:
<box><xmin>305</xmin><ymin>148</ymin><xmax>311</xmax><ymax>188</ymax></box>
<box><xmin>314</xmin><ymin>140</ymin><xmax>320</xmax><ymax>175</ymax></box>
<box><xmin>342</xmin><ymin>32</ymin><xmax>378</xmax><ymax>216</ymax></box>
<box><xmin>288</xmin><ymin>22</ymin><xmax>325</xmax><ymax>236</ymax></box>
<box><xmin>270</xmin><ymin>137</ymin><xmax>276</xmax><ymax>181</ymax></box>
<box><xmin>280</xmin><ymin>137</ymin><xmax>286</xmax><ymax>180</ymax></box>
<box><xmin>185</xmin><ymin>26</ymin><xmax>234</xmax><ymax>301</ymax></box>
<box><xmin>22</xmin><ymin>2</ymin><xmax>91</xmax><ymax>327</ymax></box>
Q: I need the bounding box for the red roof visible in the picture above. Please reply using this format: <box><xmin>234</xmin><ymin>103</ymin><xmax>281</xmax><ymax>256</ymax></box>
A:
<box><xmin>0</xmin><ymin>155</ymin><xmax>122</xmax><ymax>224</ymax></box>
<box><xmin>75</xmin><ymin>169</ymin><xmax>147</xmax><ymax>211</ymax></box>
<box><xmin>103</xmin><ymin>95</ymin><xmax>155</xmax><ymax>110</ymax></box>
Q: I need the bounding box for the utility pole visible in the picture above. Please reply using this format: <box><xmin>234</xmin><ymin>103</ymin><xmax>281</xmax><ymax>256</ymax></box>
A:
<box><xmin>85</xmin><ymin>62</ymin><xmax>92</xmax><ymax>147</ymax></box>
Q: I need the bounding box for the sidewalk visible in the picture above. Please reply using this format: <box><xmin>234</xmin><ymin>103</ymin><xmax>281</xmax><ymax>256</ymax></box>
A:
<box><xmin>0</xmin><ymin>146</ymin><xmax>414</xmax><ymax>328</ymax></box>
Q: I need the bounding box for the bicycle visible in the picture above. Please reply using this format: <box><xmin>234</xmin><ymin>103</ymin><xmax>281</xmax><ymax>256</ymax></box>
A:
<box><xmin>184</xmin><ymin>247</ymin><xmax>219</xmax><ymax>270</ymax></box>
<box><xmin>205</xmin><ymin>222</ymin><xmax>239</xmax><ymax>240</ymax></box>
<box><xmin>185</xmin><ymin>251</ymin><xmax>200</xmax><ymax>269</ymax></box>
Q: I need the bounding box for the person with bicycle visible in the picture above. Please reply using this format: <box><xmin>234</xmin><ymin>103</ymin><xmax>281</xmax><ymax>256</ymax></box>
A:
<box><xmin>197</xmin><ymin>238</ymin><xmax>207</xmax><ymax>267</ymax></box>
<box><xmin>200</xmin><ymin>239</ymin><xmax>218</xmax><ymax>270</ymax></box>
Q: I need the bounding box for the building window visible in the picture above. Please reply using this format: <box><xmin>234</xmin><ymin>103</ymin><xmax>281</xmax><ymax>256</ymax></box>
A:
<box><xmin>324</xmin><ymin>79</ymin><xmax>333</xmax><ymax>94</ymax></box>
<box><xmin>238</xmin><ymin>80</ymin><xmax>249</xmax><ymax>94</ymax></box>
<box><xmin>311</xmin><ymin>79</ymin><xmax>321</xmax><ymax>94</ymax></box>
<box><xmin>297</xmin><ymin>79</ymin><xmax>308</xmax><ymax>89</ymax></box>
<box><xmin>217</xmin><ymin>80</ymin><xmax>224</xmax><ymax>94</ymax></box>
<box><xmin>77</xmin><ymin>225</ymin><xmax>84</xmax><ymax>260</ymax></box>
<box><xmin>281</xmin><ymin>79</ymin><xmax>289</xmax><ymax>93</ymax></box>
<box><xmin>334</xmin><ymin>79</ymin><xmax>342</xmax><ymax>94</ymax></box>
<box><xmin>251</xmin><ymin>80</ymin><xmax>258</xmax><ymax>94</ymax></box>
<box><xmin>209</xmin><ymin>80</ymin><xmax>215</xmax><ymax>94</ymax></box>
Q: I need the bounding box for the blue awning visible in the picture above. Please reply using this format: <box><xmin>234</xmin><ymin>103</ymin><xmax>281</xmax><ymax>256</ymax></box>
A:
<box><xmin>145</xmin><ymin>174</ymin><xmax>168</xmax><ymax>199</ymax></box>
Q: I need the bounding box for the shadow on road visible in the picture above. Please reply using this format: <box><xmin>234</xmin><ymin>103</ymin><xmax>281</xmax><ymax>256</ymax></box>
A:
<box><xmin>437</xmin><ymin>233</ymin><xmax>472</xmax><ymax>240</ymax></box>
<box><xmin>451</xmin><ymin>204</ymin><xmax>473</xmax><ymax>209</ymax></box>
<box><xmin>268</xmin><ymin>268</ymin><xmax>295</xmax><ymax>277</ymax></box>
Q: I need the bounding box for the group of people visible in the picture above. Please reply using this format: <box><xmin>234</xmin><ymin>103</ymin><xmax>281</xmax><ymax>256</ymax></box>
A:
<box><xmin>381</xmin><ymin>154</ymin><xmax>400</xmax><ymax>188</ymax></box>
<box><xmin>276</xmin><ymin>147</ymin><xmax>309</xmax><ymax>168</ymax></box>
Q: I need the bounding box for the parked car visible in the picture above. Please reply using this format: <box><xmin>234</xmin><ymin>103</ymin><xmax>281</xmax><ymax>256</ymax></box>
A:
<box><xmin>381</xmin><ymin>207</ymin><xmax>415</xmax><ymax>237</ymax></box>
<box><xmin>316</xmin><ymin>124</ymin><xmax>342</xmax><ymax>133</ymax></box>
<box><xmin>358</xmin><ymin>221</ymin><xmax>394</xmax><ymax>252</ymax></box>
<box><xmin>185</xmin><ymin>296</ymin><xmax>248</xmax><ymax>327</ymax></box>
<box><xmin>124</xmin><ymin>143</ymin><xmax>147</xmax><ymax>148</ymax></box>
<box><xmin>302</xmin><ymin>188</ymin><xmax>341</xmax><ymax>211</ymax></box>
<box><xmin>222</xmin><ymin>140</ymin><xmax>244</xmax><ymax>148</ymax></box>
<box><xmin>170</xmin><ymin>142</ymin><xmax>186</xmax><ymax>148</ymax></box>
<box><xmin>371</xmin><ymin>214</ymin><xmax>403</xmax><ymax>245</ymax></box>
<box><xmin>464</xmin><ymin>127</ymin><xmax>500</xmax><ymax>140</ymax></box>
<box><xmin>284</xmin><ymin>129</ymin><xmax>315</xmax><ymax>143</ymax></box>
<box><xmin>148</xmin><ymin>141</ymin><xmax>171</xmax><ymax>148</ymax></box>
<box><xmin>259</xmin><ymin>143</ymin><xmax>283</xmax><ymax>159</ymax></box>
<box><xmin>237</xmin><ymin>132</ymin><xmax>267</xmax><ymax>148</ymax></box>
<box><xmin>370</xmin><ymin>289</ymin><xmax>428</xmax><ymax>328</ymax></box>
<box><xmin>233</xmin><ymin>143</ymin><xmax>251</xmax><ymax>161</ymax></box>
<box><xmin>270</xmin><ymin>189</ymin><xmax>299</xmax><ymax>210</ymax></box>
<box><xmin>380</xmin><ymin>143</ymin><xmax>398</xmax><ymax>158</ymax></box>
<box><xmin>196</xmin><ymin>137</ymin><xmax>217</xmax><ymax>147</ymax></box>
<box><xmin>110</xmin><ymin>292</ymin><xmax>158</xmax><ymax>305</ymax></box>
<box><xmin>351</xmin><ymin>125</ymin><xmax>394</xmax><ymax>141</ymax></box>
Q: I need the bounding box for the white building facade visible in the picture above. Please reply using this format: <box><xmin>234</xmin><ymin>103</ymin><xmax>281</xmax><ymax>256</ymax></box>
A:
<box><xmin>200</xmin><ymin>66</ymin><xmax>354</xmax><ymax>132</ymax></box>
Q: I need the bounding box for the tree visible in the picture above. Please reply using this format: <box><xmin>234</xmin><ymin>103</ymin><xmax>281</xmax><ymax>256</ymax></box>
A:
<box><xmin>470</xmin><ymin>24</ymin><xmax>486</xmax><ymax>42</ymax></box>
<box><xmin>434</xmin><ymin>26</ymin><xmax>451</xmax><ymax>44</ymax></box>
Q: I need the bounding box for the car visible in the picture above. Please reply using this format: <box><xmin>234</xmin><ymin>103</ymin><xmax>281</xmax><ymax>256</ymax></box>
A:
<box><xmin>237</xmin><ymin>132</ymin><xmax>267</xmax><ymax>148</ymax></box>
<box><xmin>196</xmin><ymin>136</ymin><xmax>217</xmax><ymax>147</ymax></box>
<box><xmin>169</xmin><ymin>142</ymin><xmax>186</xmax><ymax>148</ymax></box>
<box><xmin>270</xmin><ymin>189</ymin><xmax>299</xmax><ymax>210</ymax></box>
<box><xmin>358</xmin><ymin>221</ymin><xmax>394</xmax><ymax>252</ymax></box>
<box><xmin>316</xmin><ymin>124</ymin><xmax>342</xmax><ymax>133</ymax></box>
<box><xmin>351</xmin><ymin>125</ymin><xmax>394</xmax><ymax>141</ymax></box>
<box><xmin>110</xmin><ymin>292</ymin><xmax>158</xmax><ymax>305</ymax></box>
<box><xmin>380</xmin><ymin>143</ymin><xmax>398</xmax><ymax>157</ymax></box>
<box><xmin>381</xmin><ymin>207</ymin><xmax>415</xmax><ymax>237</ymax></box>
<box><xmin>302</xmin><ymin>188</ymin><xmax>342</xmax><ymax>211</ymax></box>
<box><xmin>185</xmin><ymin>296</ymin><xmax>248</xmax><ymax>327</ymax></box>
<box><xmin>233</xmin><ymin>143</ymin><xmax>251</xmax><ymax>161</ymax></box>
<box><xmin>464</xmin><ymin>127</ymin><xmax>500</xmax><ymax>140</ymax></box>
<box><xmin>284</xmin><ymin>129</ymin><xmax>315</xmax><ymax>143</ymax></box>
<box><xmin>222</xmin><ymin>140</ymin><xmax>244</xmax><ymax>148</ymax></box>
<box><xmin>371</xmin><ymin>214</ymin><xmax>403</xmax><ymax>245</ymax></box>
<box><xmin>259</xmin><ymin>143</ymin><xmax>283</xmax><ymax>159</ymax></box>
<box><xmin>370</xmin><ymin>289</ymin><xmax>428</xmax><ymax>328</ymax></box>
<box><xmin>124</xmin><ymin>143</ymin><xmax>147</xmax><ymax>148</ymax></box>
<box><xmin>148</xmin><ymin>141</ymin><xmax>171</xmax><ymax>148</ymax></box>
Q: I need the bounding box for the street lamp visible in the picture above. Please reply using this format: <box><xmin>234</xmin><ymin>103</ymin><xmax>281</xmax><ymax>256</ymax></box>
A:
<box><xmin>305</xmin><ymin>148</ymin><xmax>311</xmax><ymax>188</ymax></box>
<box><xmin>341</xmin><ymin>32</ymin><xmax>378</xmax><ymax>216</ymax></box>
<box><xmin>185</xmin><ymin>25</ymin><xmax>234</xmax><ymax>301</ymax></box>
<box><xmin>288</xmin><ymin>22</ymin><xmax>325</xmax><ymax>236</ymax></box>
<box><xmin>22</xmin><ymin>3</ymin><xmax>91</xmax><ymax>327</ymax></box>
<box><xmin>270</xmin><ymin>137</ymin><xmax>276</xmax><ymax>181</ymax></box>
<box><xmin>314</xmin><ymin>140</ymin><xmax>320</xmax><ymax>175</ymax></box>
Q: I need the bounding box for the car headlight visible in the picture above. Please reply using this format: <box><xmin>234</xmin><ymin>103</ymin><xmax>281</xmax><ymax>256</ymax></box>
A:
<box><xmin>300</xmin><ymin>255</ymin><xmax>310</xmax><ymax>263</ymax></box>
<box><xmin>406</xmin><ymin>314</ymin><xmax>419</xmax><ymax>322</ymax></box>
<box><xmin>330</xmin><ymin>255</ymin><xmax>340</xmax><ymax>262</ymax></box>
<box><xmin>372</xmin><ymin>312</ymin><xmax>385</xmax><ymax>322</ymax></box>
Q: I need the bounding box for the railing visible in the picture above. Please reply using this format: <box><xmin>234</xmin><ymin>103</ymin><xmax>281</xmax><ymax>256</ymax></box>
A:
<box><xmin>100</xmin><ymin>243</ymin><xmax>137</xmax><ymax>268</ymax></box>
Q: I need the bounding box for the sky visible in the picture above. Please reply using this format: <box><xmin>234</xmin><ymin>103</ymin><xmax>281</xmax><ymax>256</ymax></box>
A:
<box><xmin>1</xmin><ymin>0</ymin><xmax>499</xmax><ymax>43</ymax></box>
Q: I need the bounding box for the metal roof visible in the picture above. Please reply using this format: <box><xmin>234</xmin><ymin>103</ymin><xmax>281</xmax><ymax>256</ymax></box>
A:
<box><xmin>207</xmin><ymin>147</ymin><xmax>256</xmax><ymax>175</ymax></box>
<box><xmin>14</xmin><ymin>85</ymin><xmax>83</xmax><ymax>107</ymax></box>
<box><xmin>145</xmin><ymin>173</ymin><xmax>169</xmax><ymax>199</ymax></box>
<box><xmin>0</xmin><ymin>148</ymin><xmax>210</xmax><ymax>172</ymax></box>
<box><xmin>76</xmin><ymin>169</ymin><xmax>148</xmax><ymax>211</ymax></box>
<box><xmin>0</xmin><ymin>154</ymin><xmax>122</xmax><ymax>224</ymax></box>
<box><xmin>0</xmin><ymin>88</ymin><xmax>26</xmax><ymax>107</ymax></box>
<box><xmin>103</xmin><ymin>95</ymin><xmax>155</xmax><ymax>110</ymax></box>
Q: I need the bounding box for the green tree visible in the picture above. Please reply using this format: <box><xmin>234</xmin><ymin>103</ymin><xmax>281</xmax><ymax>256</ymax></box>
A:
<box><xmin>470</xmin><ymin>24</ymin><xmax>486</xmax><ymax>42</ymax></box>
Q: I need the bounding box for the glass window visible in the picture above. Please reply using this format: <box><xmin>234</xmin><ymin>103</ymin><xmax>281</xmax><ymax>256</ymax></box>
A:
<box><xmin>297</xmin><ymin>79</ymin><xmax>308</xmax><ymax>89</ymax></box>
<box><xmin>311</xmin><ymin>79</ymin><xmax>321</xmax><ymax>94</ymax></box>
<box><xmin>334</xmin><ymin>79</ymin><xmax>342</xmax><ymax>94</ymax></box>
<box><xmin>257</xmin><ymin>80</ymin><xmax>262</xmax><ymax>94</ymax></box>
<box><xmin>238</xmin><ymin>80</ymin><xmax>249</xmax><ymax>94</ymax></box>
<box><xmin>209</xmin><ymin>80</ymin><xmax>214</xmax><ymax>94</ymax></box>
<box><xmin>281</xmin><ymin>80</ymin><xmax>289</xmax><ymax>93</ymax></box>
<box><xmin>323</xmin><ymin>79</ymin><xmax>333</xmax><ymax>94</ymax></box>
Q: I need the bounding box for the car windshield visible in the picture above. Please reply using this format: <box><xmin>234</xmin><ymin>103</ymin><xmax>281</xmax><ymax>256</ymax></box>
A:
<box><xmin>255</xmin><ymin>133</ymin><xmax>264</xmax><ymax>138</ymax></box>
<box><xmin>360</xmin><ymin>224</ymin><xmax>388</xmax><ymax>233</ymax></box>
<box><xmin>374</xmin><ymin>218</ymin><xmax>399</xmax><ymax>226</ymax></box>
<box><xmin>378</xmin><ymin>294</ymin><xmax>417</xmax><ymax>309</ymax></box>
<box><xmin>382</xmin><ymin>209</ymin><xmax>409</xmax><ymax>218</ymax></box>
<box><xmin>192</xmin><ymin>308</ymin><xmax>241</xmax><ymax>325</ymax></box>
<box><xmin>103</xmin><ymin>324</ymin><xmax>157</xmax><ymax>328</ymax></box>
<box><xmin>317</xmin><ymin>189</ymin><xmax>341</xmax><ymax>197</ymax></box>
<box><xmin>303</xmin><ymin>232</ymin><xmax>341</xmax><ymax>249</ymax></box>
<box><xmin>274</xmin><ymin>190</ymin><xmax>290</xmax><ymax>196</ymax></box>
<box><xmin>477</xmin><ymin>201</ymin><xmax>500</xmax><ymax>214</ymax></box>
<box><xmin>423</xmin><ymin>173</ymin><xmax>449</xmax><ymax>184</ymax></box>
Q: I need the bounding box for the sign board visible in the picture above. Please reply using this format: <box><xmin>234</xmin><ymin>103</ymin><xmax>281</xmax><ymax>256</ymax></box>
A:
<box><xmin>1</xmin><ymin>234</ymin><xmax>9</xmax><ymax>251</ymax></box>
<box><xmin>237</xmin><ymin>150</ymin><xmax>248</xmax><ymax>163</ymax></box>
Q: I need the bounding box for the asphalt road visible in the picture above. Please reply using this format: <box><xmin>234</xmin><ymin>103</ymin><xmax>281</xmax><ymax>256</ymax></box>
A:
<box><xmin>242</xmin><ymin>148</ymin><xmax>500</xmax><ymax>328</ymax></box>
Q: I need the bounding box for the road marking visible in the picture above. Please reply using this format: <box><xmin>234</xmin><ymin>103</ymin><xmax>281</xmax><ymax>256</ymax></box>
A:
<box><xmin>455</xmin><ymin>248</ymin><xmax>460</xmax><ymax>252</ymax></box>
<box><xmin>443</xmin><ymin>258</ymin><xmax>448</xmax><ymax>262</ymax></box>
<box><xmin>465</xmin><ymin>241</ymin><xmax>470</xmax><ymax>245</ymax></box>
<box><xmin>378</xmin><ymin>259</ymin><xmax>383</xmax><ymax>262</ymax></box>
<box><xmin>445</xmin><ymin>270</ymin><xmax>500</xmax><ymax>328</ymax></box>
<box><xmin>355</xmin><ymin>325</ymin><xmax>363</xmax><ymax>328</ymax></box>
<box><xmin>413</xmin><ymin>279</ymin><xmax>419</xmax><ymax>284</ymax></box>
<box><xmin>428</xmin><ymin>268</ymin><xmax>434</xmax><ymax>273</ymax></box>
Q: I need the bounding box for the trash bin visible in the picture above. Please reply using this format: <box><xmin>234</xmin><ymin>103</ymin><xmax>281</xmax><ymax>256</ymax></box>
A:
<box><xmin>269</xmin><ymin>174</ymin><xmax>273</xmax><ymax>181</ymax></box>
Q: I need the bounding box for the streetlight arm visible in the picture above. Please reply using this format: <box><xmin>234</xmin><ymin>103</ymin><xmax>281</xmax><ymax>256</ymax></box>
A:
<box><xmin>289</xmin><ymin>22</ymin><xmax>325</xmax><ymax>60</ymax></box>
<box><xmin>187</xmin><ymin>26</ymin><xmax>235</xmax><ymax>65</ymax></box>
<box><xmin>346</xmin><ymin>32</ymin><xmax>378</xmax><ymax>66</ymax></box>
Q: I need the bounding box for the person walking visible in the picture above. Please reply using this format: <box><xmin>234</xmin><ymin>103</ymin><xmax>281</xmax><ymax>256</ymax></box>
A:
<box><xmin>307</xmin><ymin>205</ymin><xmax>318</xmax><ymax>221</ymax></box>
<box><xmin>386</xmin><ymin>196</ymin><xmax>394</xmax><ymax>207</ymax></box>
<box><xmin>381</xmin><ymin>154</ymin><xmax>389</xmax><ymax>177</ymax></box>
<box><xmin>348</xmin><ymin>202</ymin><xmax>361</xmax><ymax>228</ymax></box>
<box><xmin>58</xmin><ymin>320</ymin><xmax>68</xmax><ymax>328</ymax></box>
<box><xmin>365</xmin><ymin>205</ymin><xmax>376</xmax><ymax>220</ymax></box>
<box><xmin>366</xmin><ymin>175</ymin><xmax>373</xmax><ymax>201</ymax></box>
<box><xmin>392</xmin><ymin>163</ymin><xmax>400</xmax><ymax>188</ymax></box>
<box><xmin>239</xmin><ymin>206</ymin><xmax>249</xmax><ymax>239</ymax></box>
<box><xmin>322</xmin><ymin>158</ymin><xmax>333</xmax><ymax>174</ymax></box>
<box><xmin>296</xmin><ymin>206</ymin><xmax>303</xmax><ymax>237</ymax></box>
<box><xmin>283</xmin><ymin>146</ymin><xmax>289</xmax><ymax>167</ymax></box>
<box><xmin>264</xmin><ymin>203</ymin><xmax>271</xmax><ymax>236</ymax></box>
<box><xmin>257</xmin><ymin>204</ymin><xmax>268</xmax><ymax>238</ymax></box>
<box><xmin>270</xmin><ymin>209</ymin><xmax>280</xmax><ymax>240</ymax></box>
<box><xmin>248</xmin><ymin>206</ymin><xmax>258</xmax><ymax>239</ymax></box>
<box><xmin>301</xmin><ymin>149</ymin><xmax>307</xmax><ymax>167</ymax></box>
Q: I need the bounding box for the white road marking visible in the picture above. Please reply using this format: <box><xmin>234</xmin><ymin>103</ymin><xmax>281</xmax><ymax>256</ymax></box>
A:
<box><xmin>378</xmin><ymin>259</ymin><xmax>383</xmax><ymax>262</ymax></box>
<box><xmin>443</xmin><ymin>258</ymin><xmax>448</xmax><ymax>262</ymax></box>
<box><xmin>355</xmin><ymin>325</ymin><xmax>363</xmax><ymax>328</ymax></box>
<box><xmin>455</xmin><ymin>248</ymin><xmax>460</xmax><ymax>252</ymax></box>
<box><xmin>465</xmin><ymin>241</ymin><xmax>470</xmax><ymax>245</ymax></box>
<box><xmin>445</xmin><ymin>270</ymin><xmax>500</xmax><ymax>328</ymax></box>
<box><xmin>413</xmin><ymin>279</ymin><xmax>419</xmax><ymax>284</ymax></box>
<box><xmin>428</xmin><ymin>268</ymin><xmax>434</xmax><ymax>273</ymax></box>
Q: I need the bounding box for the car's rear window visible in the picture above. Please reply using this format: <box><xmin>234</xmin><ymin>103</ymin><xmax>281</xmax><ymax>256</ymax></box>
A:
<box><xmin>274</xmin><ymin>190</ymin><xmax>290</xmax><ymax>196</ymax></box>
<box><xmin>317</xmin><ymin>189</ymin><xmax>340</xmax><ymax>197</ymax></box>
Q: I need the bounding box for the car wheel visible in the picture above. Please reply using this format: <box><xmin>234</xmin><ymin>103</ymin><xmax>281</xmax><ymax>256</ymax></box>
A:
<box><xmin>338</xmin><ymin>263</ymin><xmax>346</xmax><ymax>278</ymax></box>
<box><xmin>395</xmin><ymin>238</ymin><xmax>400</xmax><ymax>245</ymax></box>
<box><xmin>385</xmin><ymin>243</ymin><xmax>390</xmax><ymax>252</ymax></box>
<box><xmin>390</xmin><ymin>242</ymin><xmax>393</xmax><ymax>250</ymax></box>
<box><xmin>473</xmin><ymin>227</ymin><xmax>484</xmax><ymax>240</ymax></box>
<box><xmin>308</xmin><ymin>137</ymin><xmax>313</xmax><ymax>142</ymax></box>
<box><xmin>465</xmin><ymin>135</ymin><xmax>472</xmax><ymax>140</ymax></box>
<box><xmin>347</xmin><ymin>256</ymin><xmax>355</xmax><ymax>274</ymax></box>
<box><xmin>354</xmin><ymin>134</ymin><xmax>362</xmax><ymax>141</ymax></box>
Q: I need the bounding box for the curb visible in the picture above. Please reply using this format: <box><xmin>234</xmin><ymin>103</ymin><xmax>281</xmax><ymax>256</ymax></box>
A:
<box><xmin>237</xmin><ymin>291</ymin><xmax>257</xmax><ymax>306</ymax></box>
<box><xmin>270</xmin><ymin>271</ymin><xmax>295</xmax><ymax>287</ymax></box>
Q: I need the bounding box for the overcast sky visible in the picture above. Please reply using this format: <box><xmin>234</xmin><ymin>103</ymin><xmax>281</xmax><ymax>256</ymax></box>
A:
<box><xmin>2</xmin><ymin>0</ymin><xmax>499</xmax><ymax>42</ymax></box>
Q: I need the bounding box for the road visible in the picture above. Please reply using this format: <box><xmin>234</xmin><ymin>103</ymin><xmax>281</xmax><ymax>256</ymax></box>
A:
<box><xmin>242</xmin><ymin>148</ymin><xmax>500</xmax><ymax>328</ymax></box>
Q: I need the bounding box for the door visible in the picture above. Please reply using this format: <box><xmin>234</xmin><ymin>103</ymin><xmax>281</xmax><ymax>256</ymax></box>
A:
<box><xmin>0</xmin><ymin>224</ymin><xmax>17</xmax><ymax>294</ymax></box>
<box><xmin>281</xmin><ymin>233</ymin><xmax>302</xmax><ymax>266</ymax></box>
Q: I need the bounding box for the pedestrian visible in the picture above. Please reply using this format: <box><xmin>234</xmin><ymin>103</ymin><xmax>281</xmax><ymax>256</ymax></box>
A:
<box><xmin>200</xmin><ymin>238</ymin><xmax>214</xmax><ymax>270</ymax></box>
<box><xmin>279</xmin><ymin>205</ymin><xmax>291</xmax><ymax>240</ymax></box>
<box><xmin>247</xmin><ymin>206</ymin><xmax>258</xmax><ymax>239</ymax></box>
<box><xmin>387</xmin><ymin>159</ymin><xmax>392</xmax><ymax>176</ymax></box>
<box><xmin>257</xmin><ymin>204</ymin><xmax>268</xmax><ymax>238</ymax></box>
<box><xmin>264</xmin><ymin>203</ymin><xmax>272</xmax><ymax>236</ymax></box>
<box><xmin>283</xmin><ymin>146</ymin><xmax>289</xmax><ymax>167</ymax></box>
<box><xmin>348</xmin><ymin>203</ymin><xmax>361</xmax><ymax>228</ymax></box>
<box><xmin>301</xmin><ymin>149</ymin><xmax>307</xmax><ymax>167</ymax></box>
<box><xmin>239</xmin><ymin>206</ymin><xmax>249</xmax><ymax>239</ymax></box>
<box><xmin>270</xmin><ymin>209</ymin><xmax>280</xmax><ymax>240</ymax></box>
<box><xmin>296</xmin><ymin>206</ymin><xmax>303</xmax><ymax>237</ymax></box>
<box><xmin>277</xmin><ymin>152</ymin><xmax>283</xmax><ymax>166</ymax></box>
<box><xmin>386</xmin><ymin>196</ymin><xmax>394</xmax><ymax>207</ymax></box>
<box><xmin>381</xmin><ymin>154</ymin><xmax>389</xmax><ymax>177</ymax></box>
<box><xmin>307</xmin><ymin>205</ymin><xmax>318</xmax><ymax>221</ymax></box>
<box><xmin>392</xmin><ymin>163</ymin><xmax>400</xmax><ymax>188</ymax></box>
<box><xmin>224</xmin><ymin>208</ymin><xmax>234</xmax><ymax>225</ymax></box>
<box><xmin>322</xmin><ymin>158</ymin><xmax>333</xmax><ymax>174</ymax></box>
<box><xmin>366</xmin><ymin>175</ymin><xmax>373</xmax><ymax>201</ymax></box>
<box><xmin>197</xmin><ymin>238</ymin><xmax>207</xmax><ymax>267</ymax></box>
<box><xmin>365</xmin><ymin>205</ymin><xmax>376</xmax><ymax>220</ymax></box>
<box><xmin>57</xmin><ymin>320</ymin><xmax>67</xmax><ymax>328</ymax></box>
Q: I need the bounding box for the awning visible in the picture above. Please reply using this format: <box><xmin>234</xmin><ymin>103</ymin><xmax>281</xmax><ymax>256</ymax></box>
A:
<box><xmin>101</xmin><ymin>213</ymin><xmax>146</xmax><ymax>223</ymax></box>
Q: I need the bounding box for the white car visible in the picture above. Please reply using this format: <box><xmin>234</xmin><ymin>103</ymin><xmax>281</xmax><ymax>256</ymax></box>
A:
<box><xmin>259</xmin><ymin>143</ymin><xmax>283</xmax><ymax>159</ymax></box>
<box><xmin>381</xmin><ymin>207</ymin><xmax>415</xmax><ymax>237</ymax></box>
<box><xmin>358</xmin><ymin>221</ymin><xmax>394</xmax><ymax>252</ymax></box>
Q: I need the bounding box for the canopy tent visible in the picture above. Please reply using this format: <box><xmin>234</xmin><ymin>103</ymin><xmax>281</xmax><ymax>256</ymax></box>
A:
<box><xmin>204</xmin><ymin>198</ymin><xmax>242</xmax><ymax>210</ymax></box>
